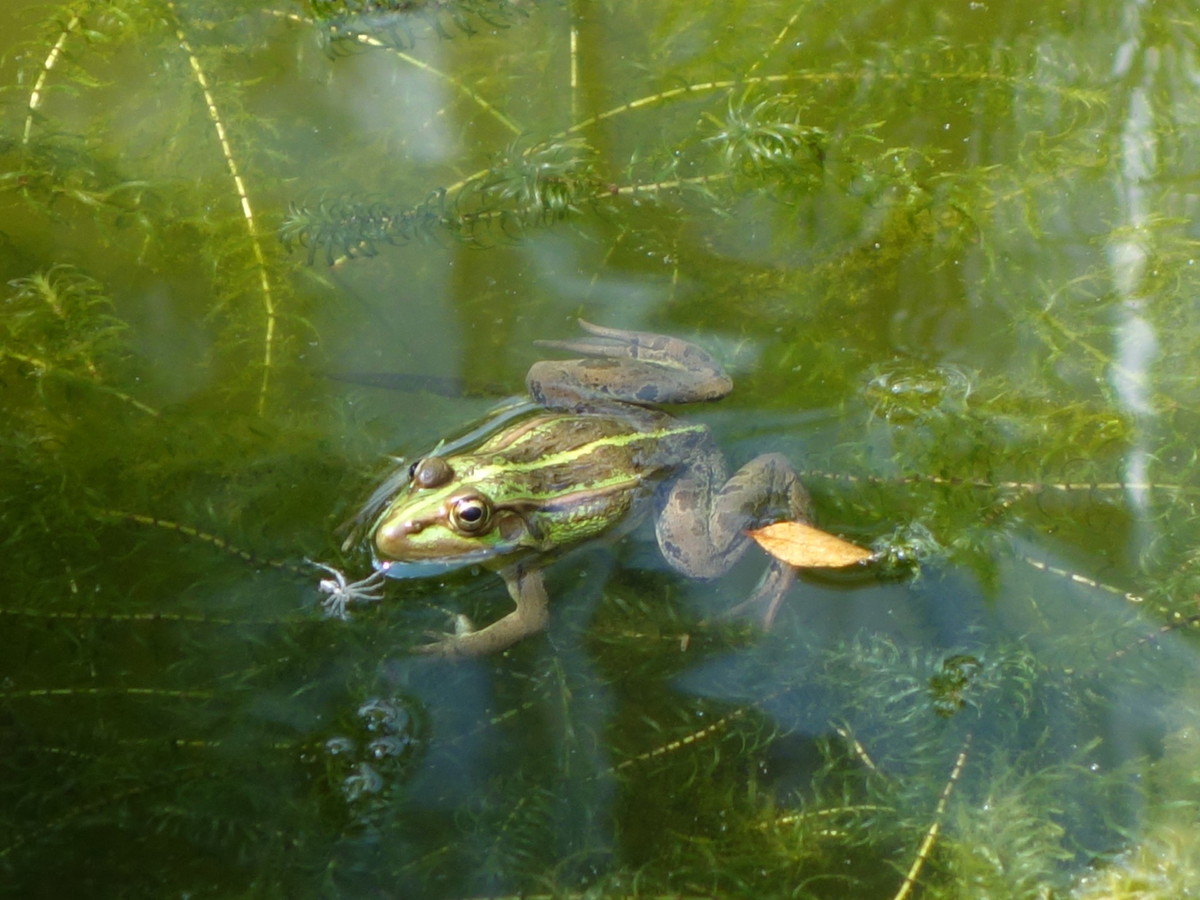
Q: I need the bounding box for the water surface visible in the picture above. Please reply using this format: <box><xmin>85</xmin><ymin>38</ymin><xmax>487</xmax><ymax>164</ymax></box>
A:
<box><xmin>3</xmin><ymin>1</ymin><xmax>1200</xmax><ymax>897</ymax></box>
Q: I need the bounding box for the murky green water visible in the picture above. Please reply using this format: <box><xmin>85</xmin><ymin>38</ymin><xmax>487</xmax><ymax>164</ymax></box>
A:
<box><xmin>3</xmin><ymin>0</ymin><xmax>1200</xmax><ymax>896</ymax></box>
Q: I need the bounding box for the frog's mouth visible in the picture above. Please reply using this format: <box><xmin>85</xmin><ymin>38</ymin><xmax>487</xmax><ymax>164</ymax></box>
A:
<box><xmin>373</xmin><ymin>555</ymin><xmax>490</xmax><ymax>580</ymax></box>
<box><xmin>376</xmin><ymin>556</ymin><xmax>480</xmax><ymax>578</ymax></box>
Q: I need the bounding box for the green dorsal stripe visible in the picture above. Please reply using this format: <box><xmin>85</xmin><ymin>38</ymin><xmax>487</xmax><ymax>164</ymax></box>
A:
<box><xmin>474</xmin><ymin>421</ymin><xmax>705</xmax><ymax>479</ymax></box>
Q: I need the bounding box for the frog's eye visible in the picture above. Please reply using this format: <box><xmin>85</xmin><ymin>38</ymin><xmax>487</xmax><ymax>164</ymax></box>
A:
<box><xmin>410</xmin><ymin>456</ymin><xmax>453</xmax><ymax>489</ymax></box>
<box><xmin>448</xmin><ymin>493</ymin><xmax>493</xmax><ymax>535</ymax></box>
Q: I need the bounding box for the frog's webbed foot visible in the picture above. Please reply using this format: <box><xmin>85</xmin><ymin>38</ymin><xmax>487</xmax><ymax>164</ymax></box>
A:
<box><xmin>534</xmin><ymin>320</ymin><xmax>684</xmax><ymax>360</ymax></box>
<box><xmin>725</xmin><ymin>559</ymin><xmax>798</xmax><ymax>629</ymax></box>
<box><xmin>414</xmin><ymin>565</ymin><xmax>549</xmax><ymax>659</ymax></box>
<box><xmin>530</xmin><ymin>320</ymin><xmax>732</xmax><ymax>405</ymax></box>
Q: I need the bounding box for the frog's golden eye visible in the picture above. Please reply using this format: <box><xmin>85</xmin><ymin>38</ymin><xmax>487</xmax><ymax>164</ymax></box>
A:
<box><xmin>448</xmin><ymin>492</ymin><xmax>493</xmax><ymax>534</ymax></box>
<box><xmin>410</xmin><ymin>456</ymin><xmax>453</xmax><ymax>489</ymax></box>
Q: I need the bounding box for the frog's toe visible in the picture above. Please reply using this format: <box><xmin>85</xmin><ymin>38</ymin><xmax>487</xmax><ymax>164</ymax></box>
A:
<box><xmin>722</xmin><ymin>560</ymin><xmax>798</xmax><ymax>629</ymax></box>
<box><xmin>411</xmin><ymin>613</ymin><xmax>475</xmax><ymax>654</ymax></box>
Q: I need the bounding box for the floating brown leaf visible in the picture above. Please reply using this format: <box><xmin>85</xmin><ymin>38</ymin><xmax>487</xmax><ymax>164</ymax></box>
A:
<box><xmin>748</xmin><ymin>521</ymin><xmax>873</xmax><ymax>568</ymax></box>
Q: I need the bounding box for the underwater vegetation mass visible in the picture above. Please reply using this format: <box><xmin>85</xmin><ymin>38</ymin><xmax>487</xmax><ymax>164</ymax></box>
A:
<box><xmin>2</xmin><ymin>0</ymin><xmax>1200</xmax><ymax>897</ymax></box>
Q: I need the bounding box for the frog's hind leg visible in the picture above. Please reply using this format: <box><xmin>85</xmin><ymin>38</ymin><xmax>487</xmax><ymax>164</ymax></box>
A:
<box><xmin>529</xmin><ymin>320</ymin><xmax>732</xmax><ymax>406</ymax></box>
<box><xmin>736</xmin><ymin>558</ymin><xmax>798</xmax><ymax>629</ymax></box>
<box><xmin>656</xmin><ymin>450</ymin><xmax>811</xmax><ymax>627</ymax></box>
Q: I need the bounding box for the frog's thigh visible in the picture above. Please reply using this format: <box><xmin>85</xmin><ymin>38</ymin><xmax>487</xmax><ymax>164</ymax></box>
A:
<box><xmin>656</xmin><ymin>452</ymin><xmax>810</xmax><ymax>580</ymax></box>
<box><xmin>655</xmin><ymin>450</ymin><xmax>736</xmax><ymax>579</ymax></box>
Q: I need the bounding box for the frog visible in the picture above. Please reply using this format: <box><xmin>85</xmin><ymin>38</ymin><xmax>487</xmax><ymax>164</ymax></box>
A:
<box><xmin>365</xmin><ymin>320</ymin><xmax>811</xmax><ymax>658</ymax></box>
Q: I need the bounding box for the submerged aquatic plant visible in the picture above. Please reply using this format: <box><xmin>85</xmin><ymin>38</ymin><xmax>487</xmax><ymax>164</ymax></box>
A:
<box><xmin>703</xmin><ymin>91</ymin><xmax>828</xmax><ymax>184</ymax></box>
<box><xmin>2</xmin><ymin>0</ymin><xmax>1200</xmax><ymax>896</ymax></box>
<box><xmin>308</xmin><ymin>0</ymin><xmax>533</xmax><ymax>53</ymax></box>
<box><xmin>281</xmin><ymin>137</ymin><xmax>606</xmax><ymax>261</ymax></box>
<box><xmin>5</xmin><ymin>266</ymin><xmax>125</xmax><ymax>378</ymax></box>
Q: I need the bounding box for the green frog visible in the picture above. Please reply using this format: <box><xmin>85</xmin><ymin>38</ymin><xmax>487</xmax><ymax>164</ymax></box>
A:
<box><xmin>365</xmin><ymin>321</ymin><xmax>811</xmax><ymax>657</ymax></box>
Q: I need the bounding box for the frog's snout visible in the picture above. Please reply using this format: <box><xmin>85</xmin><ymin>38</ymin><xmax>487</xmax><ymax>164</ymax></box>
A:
<box><xmin>375</xmin><ymin>518</ymin><xmax>422</xmax><ymax>556</ymax></box>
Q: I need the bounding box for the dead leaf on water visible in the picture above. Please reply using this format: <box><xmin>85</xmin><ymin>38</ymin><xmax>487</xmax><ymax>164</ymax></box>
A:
<box><xmin>748</xmin><ymin>521</ymin><xmax>873</xmax><ymax>569</ymax></box>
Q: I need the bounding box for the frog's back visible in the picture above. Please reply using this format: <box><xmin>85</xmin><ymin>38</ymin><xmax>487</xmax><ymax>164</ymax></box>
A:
<box><xmin>474</xmin><ymin>411</ymin><xmax>706</xmax><ymax>484</ymax></box>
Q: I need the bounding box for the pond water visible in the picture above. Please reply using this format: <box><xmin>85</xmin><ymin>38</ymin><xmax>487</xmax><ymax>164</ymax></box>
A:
<box><xmin>3</xmin><ymin>1</ymin><xmax>1200</xmax><ymax>897</ymax></box>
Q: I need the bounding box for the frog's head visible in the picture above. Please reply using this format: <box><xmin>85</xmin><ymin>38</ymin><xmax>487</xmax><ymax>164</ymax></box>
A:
<box><xmin>372</xmin><ymin>455</ymin><xmax>540</xmax><ymax>576</ymax></box>
<box><xmin>370</xmin><ymin>412</ymin><xmax>659</xmax><ymax>578</ymax></box>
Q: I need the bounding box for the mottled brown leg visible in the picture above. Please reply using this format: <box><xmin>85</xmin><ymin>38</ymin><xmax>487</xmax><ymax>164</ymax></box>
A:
<box><xmin>656</xmin><ymin>449</ymin><xmax>810</xmax><ymax>625</ymax></box>
<box><xmin>529</xmin><ymin>320</ymin><xmax>733</xmax><ymax>407</ymax></box>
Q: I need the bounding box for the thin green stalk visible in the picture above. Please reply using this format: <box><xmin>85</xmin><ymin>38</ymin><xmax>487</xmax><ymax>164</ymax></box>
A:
<box><xmin>0</xmin><ymin>349</ymin><xmax>159</xmax><ymax>416</ymax></box>
<box><xmin>169</xmin><ymin>4</ymin><xmax>278</xmax><ymax>415</ymax></box>
<box><xmin>746</xmin><ymin>5</ymin><xmax>808</xmax><ymax>78</ymax></box>
<box><xmin>22</xmin><ymin>8</ymin><xmax>85</xmax><ymax>145</ymax></box>
<box><xmin>266</xmin><ymin>9</ymin><xmax>522</xmax><ymax>135</ymax></box>
<box><xmin>893</xmin><ymin>732</ymin><xmax>974</xmax><ymax>900</ymax></box>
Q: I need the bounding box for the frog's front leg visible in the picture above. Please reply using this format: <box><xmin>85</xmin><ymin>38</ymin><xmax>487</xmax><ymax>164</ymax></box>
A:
<box><xmin>416</xmin><ymin>563</ymin><xmax>549</xmax><ymax>658</ymax></box>
<box><xmin>656</xmin><ymin>447</ymin><xmax>811</xmax><ymax>626</ymax></box>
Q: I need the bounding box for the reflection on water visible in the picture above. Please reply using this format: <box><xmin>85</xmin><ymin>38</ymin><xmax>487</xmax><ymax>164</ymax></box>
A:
<box><xmin>3</xmin><ymin>0</ymin><xmax>1200</xmax><ymax>896</ymax></box>
<box><xmin>1109</xmin><ymin>15</ymin><xmax>1162</xmax><ymax>538</ymax></box>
